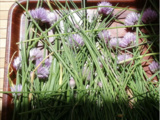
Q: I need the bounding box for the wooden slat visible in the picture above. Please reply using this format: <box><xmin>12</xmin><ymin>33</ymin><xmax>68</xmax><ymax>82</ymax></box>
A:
<box><xmin>0</xmin><ymin>69</ymin><xmax>4</xmax><ymax>79</ymax></box>
<box><xmin>0</xmin><ymin>39</ymin><xmax>6</xmax><ymax>48</ymax></box>
<box><xmin>0</xmin><ymin>29</ymin><xmax>6</xmax><ymax>39</ymax></box>
<box><xmin>0</xmin><ymin>79</ymin><xmax>3</xmax><ymax>89</ymax></box>
<box><xmin>0</xmin><ymin>2</ymin><xmax>14</xmax><ymax>10</ymax></box>
<box><xmin>0</xmin><ymin>0</ymin><xmax>16</xmax><ymax>1</ymax></box>
<box><xmin>0</xmin><ymin>58</ymin><xmax>5</xmax><ymax>68</ymax></box>
<box><xmin>0</xmin><ymin>20</ymin><xmax>7</xmax><ymax>29</ymax></box>
<box><xmin>0</xmin><ymin>11</ymin><xmax>8</xmax><ymax>20</ymax></box>
<box><xmin>0</xmin><ymin>49</ymin><xmax>5</xmax><ymax>58</ymax></box>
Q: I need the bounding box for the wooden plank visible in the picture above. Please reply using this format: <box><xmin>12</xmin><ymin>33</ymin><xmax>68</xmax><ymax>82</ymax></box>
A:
<box><xmin>0</xmin><ymin>49</ymin><xmax>5</xmax><ymax>58</ymax></box>
<box><xmin>0</xmin><ymin>11</ymin><xmax>8</xmax><ymax>20</ymax></box>
<box><xmin>0</xmin><ymin>68</ymin><xmax>4</xmax><ymax>79</ymax></box>
<box><xmin>0</xmin><ymin>20</ymin><xmax>7</xmax><ymax>29</ymax></box>
<box><xmin>0</xmin><ymin>0</ymin><xmax>16</xmax><ymax>1</ymax></box>
<box><xmin>0</xmin><ymin>29</ymin><xmax>6</xmax><ymax>39</ymax></box>
<box><xmin>0</xmin><ymin>79</ymin><xmax>3</xmax><ymax>89</ymax></box>
<box><xmin>0</xmin><ymin>39</ymin><xmax>6</xmax><ymax>48</ymax></box>
<box><xmin>0</xmin><ymin>58</ymin><xmax>5</xmax><ymax>68</ymax></box>
<box><xmin>0</xmin><ymin>2</ymin><xmax>14</xmax><ymax>11</ymax></box>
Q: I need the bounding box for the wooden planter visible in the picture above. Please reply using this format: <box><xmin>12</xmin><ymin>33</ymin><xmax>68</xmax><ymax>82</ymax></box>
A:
<box><xmin>2</xmin><ymin>0</ymin><xmax>158</xmax><ymax>120</ymax></box>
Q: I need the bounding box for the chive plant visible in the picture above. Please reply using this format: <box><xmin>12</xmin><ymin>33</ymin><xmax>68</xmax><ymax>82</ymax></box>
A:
<box><xmin>7</xmin><ymin>0</ymin><xmax>159</xmax><ymax>120</ymax></box>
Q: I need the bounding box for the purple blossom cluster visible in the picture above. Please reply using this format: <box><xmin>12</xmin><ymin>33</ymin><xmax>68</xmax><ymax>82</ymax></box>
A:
<box><xmin>30</xmin><ymin>8</ymin><xmax>49</xmax><ymax>23</ymax></box>
<box><xmin>28</xmin><ymin>48</ymin><xmax>52</xmax><ymax>79</ymax></box>
<box><xmin>98</xmin><ymin>30</ymin><xmax>111</xmax><ymax>43</ymax></box>
<box><xmin>108</xmin><ymin>32</ymin><xmax>136</xmax><ymax>49</ymax></box>
<box><xmin>29</xmin><ymin>48</ymin><xmax>42</xmax><ymax>61</ymax></box>
<box><xmin>97</xmin><ymin>2</ymin><xmax>114</xmax><ymax>16</ymax></box>
<box><xmin>125</xmin><ymin>12</ymin><xmax>140</xmax><ymax>26</ymax></box>
<box><xmin>117</xmin><ymin>54</ymin><xmax>132</xmax><ymax>65</ymax></box>
<box><xmin>68</xmin><ymin>34</ymin><xmax>84</xmax><ymax>48</ymax></box>
<box><xmin>10</xmin><ymin>84</ymin><xmax>22</xmax><ymax>96</ymax></box>
<box><xmin>35</xmin><ymin>58</ymin><xmax>52</xmax><ymax>79</ymax></box>
<box><xmin>142</xmin><ymin>8</ymin><xmax>158</xmax><ymax>23</ymax></box>
<box><xmin>149</xmin><ymin>61</ymin><xmax>159</xmax><ymax>73</ymax></box>
<box><xmin>30</xmin><ymin>8</ymin><xmax>58</xmax><ymax>25</ymax></box>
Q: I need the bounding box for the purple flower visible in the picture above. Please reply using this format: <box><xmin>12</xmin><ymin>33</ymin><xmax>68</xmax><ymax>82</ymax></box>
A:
<box><xmin>142</xmin><ymin>8</ymin><xmax>158</xmax><ymax>23</ymax></box>
<box><xmin>30</xmin><ymin>8</ymin><xmax>49</xmax><ymax>23</ymax></box>
<box><xmin>109</xmin><ymin>38</ymin><xmax>125</xmax><ymax>48</ymax></box>
<box><xmin>117</xmin><ymin>54</ymin><xmax>132</xmax><ymax>64</ymax></box>
<box><xmin>123</xmin><ymin>32</ymin><xmax>136</xmax><ymax>46</ymax></box>
<box><xmin>47</xmin><ymin>11</ymin><xmax>58</xmax><ymax>25</ymax></box>
<box><xmin>149</xmin><ymin>61</ymin><xmax>159</xmax><ymax>73</ymax></box>
<box><xmin>125</xmin><ymin>12</ymin><xmax>140</xmax><ymax>26</ymax></box>
<box><xmin>37</xmin><ymin>66</ymin><xmax>49</xmax><ymax>79</ymax></box>
<box><xmin>98</xmin><ymin>30</ymin><xmax>111</xmax><ymax>43</ymax></box>
<box><xmin>35</xmin><ymin>57</ymin><xmax>52</xmax><ymax>79</ymax></box>
<box><xmin>69</xmin><ymin>77</ymin><xmax>76</xmax><ymax>89</ymax></box>
<box><xmin>10</xmin><ymin>84</ymin><xmax>22</xmax><ymax>96</ymax></box>
<box><xmin>98</xmin><ymin>82</ymin><xmax>102</xmax><ymax>88</ymax></box>
<box><xmin>29</xmin><ymin>48</ymin><xmax>43</xmax><ymax>61</ymax></box>
<box><xmin>97</xmin><ymin>2</ymin><xmax>114</xmax><ymax>16</ymax></box>
<box><xmin>68</xmin><ymin>34</ymin><xmax>84</xmax><ymax>47</ymax></box>
<box><xmin>36</xmin><ymin>57</ymin><xmax>52</xmax><ymax>68</ymax></box>
<box><xmin>13</xmin><ymin>56</ymin><xmax>22</xmax><ymax>70</ymax></box>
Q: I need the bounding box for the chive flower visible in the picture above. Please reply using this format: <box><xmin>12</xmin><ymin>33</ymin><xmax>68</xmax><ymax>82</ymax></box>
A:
<box><xmin>149</xmin><ymin>61</ymin><xmax>159</xmax><ymax>73</ymax></box>
<box><xmin>36</xmin><ymin>57</ymin><xmax>52</xmax><ymax>68</ymax></box>
<box><xmin>13</xmin><ymin>56</ymin><xmax>22</xmax><ymax>70</ymax></box>
<box><xmin>37</xmin><ymin>66</ymin><xmax>49</xmax><ymax>79</ymax></box>
<box><xmin>10</xmin><ymin>84</ymin><xmax>22</xmax><ymax>96</ymax></box>
<box><xmin>35</xmin><ymin>58</ymin><xmax>51</xmax><ymax>79</ymax></box>
<box><xmin>47</xmin><ymin>11</ymin><xmax>58</xmax><ymax>25</ymax></box>
<box><xmin>68</xmin><ymin>34</ymin><xmax>84</xmax><ymax>47</ymax></box>
<box><xmin>98</xmin><ymin>30</ymin><xmax>111</xmax><ymax>43</ymax></box>
<box><xmin>117</xmin><ymin>54</ymin><xmax>132</xmax><ymax>64</ymax></box>
<box><xmin>125</xmin><ymin>12</ymin><xmax>140</xmax><ymax>26</ymax></box>
<box><xmin>123</xmin><ymin>32</ymin><xmax>136</xmax><ymax>46</ymax></box>
<box><xmin>30</xmin><ymin>8</ymin><xmax>49</xmax><ymax>23</ymax></box>
<box><xmin>109</xmin><ymin>38</ymin><xmax>125</xmax><ymax>48</ymax></box>
<box><xmin>97</xmin><ymin>2</ymin><xmax>114</xmax><ymax>16</ymax></box>
<box><xmin>142</xmin><ymin>8</ymin><xmax>158</xmax><ymax>23</ymax></box>
<box><xmin>29</xmin><ymin>48</ymin><xmax>43</xmax><ymax>61</ymax></box>
<box><xmin>69</xmin><ymin>77</ymin><xmax>76</xmax><ymax>89</ymax></box>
